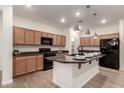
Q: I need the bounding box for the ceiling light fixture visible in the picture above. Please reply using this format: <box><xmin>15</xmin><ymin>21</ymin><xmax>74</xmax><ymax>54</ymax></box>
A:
<box><xmin>101</xmin><ymin>19</ymin><xmax>106</xmax><ymax>24</ymax></box>
<box><xmin>74</xmin><ymin>20</ymin><xmax>83</xmax><ymax>32</ymax></box>
<box><xmin>76</xmin><ymin>12</ymin><xmax>80</xmax><ymax>16</ymax></box>
<box><xmin>85</xmin><ymin>5</ymin><xmax>91</xmax><ymax>36</ymax></box>
<box><xmin>26</xmin><ymin>5</ymin><xmax>32</xmax><ymax>8</ymax></box>
<box><xmin>61</xmin><ymin>18</ymin><xmax>65</xmax><ymax>23</ymax></box>
<box><xmin>93</xmin><ymin>13</ymin><xmax>98</xmax><ymax>39</ymax></box>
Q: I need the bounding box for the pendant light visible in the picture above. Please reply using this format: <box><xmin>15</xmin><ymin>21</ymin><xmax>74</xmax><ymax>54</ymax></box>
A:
<box><xmin>85</xmin><ymin>5</ymin><xmax>91</xmax><ymax>35</ymax></box>
<box><xmin>93</xmin><ymin>13</ymin><xmax>98</xmax><ymax>39</ymax></box>
<box><xmin>74</xmin><ymin>20</ymin><xmax>83</xmax><ymax>32</ymax></box>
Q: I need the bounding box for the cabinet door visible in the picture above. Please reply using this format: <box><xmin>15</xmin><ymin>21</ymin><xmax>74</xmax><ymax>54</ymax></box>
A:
<box><xmin>84</xmin><ymin>37</ymin><xmax>90</xmax><ymax>46</ymax></box>
<box><xmin>13</xmin><ymin>27</ymin><xmax>25</xmax><ymax>44</ymax></box>
<box><xmin>34</xmin><ymin>31</ymin><xmax>41</xmax><ymax>44</ymax></box>
<box><xmin>36</xmin><ymin>55</ymin><xmax>43</xmax><ymax>70</ymax></box>
<box><xmin>25</xmin><ymin>29</ymin><xmax>34</xmax><ymax>44</ymax></box>
<box><xmin>53</xmin><ymin>34</ymin><xmax>57</xmax><ymax>45</ymax></box>
<box><xmin>56</xmin><ymin>35</ymin><xmax>62</xmax><ymax>45</ymax></box>
<box><xmin>27</xmin><ymin>56</ymin><xmax>36</xmax><ymax>73</ymax></box>
<box><xmin>90</xmin><ymin>37</ymin><xmax>95</xmax><ymax>46</ymax></box>
<box><xmin>80</xmin><ymin>38</ymin><xmax>85</xmax><ymax>46</ymax></box>
<box><xmin>14</xmin><ymin>57</ymin><xmax>27</xmax><ymax>76</ymax></box>
<box><xmin>94</xmin><ymin>36</ymin><xmax>100</xmax><ymax>46</ymax></box>
<box><xmin>41</xmin><ymin>32</ymin><xmax>48</xmax><ymax>37</ymax></box>
<box><xmin>110</xmin><ymin>33</ymin><xmax>119</xmax><ymax>38</ymax></box>
<box><xmin>47</xmin><ymin>33</ymin><xmax>53</xmax><ymax>38</ymax></box>
<box><xmin>61</xmin><ymin>36</ymin><xmax>66</xmax><ymax>46</ymax></box>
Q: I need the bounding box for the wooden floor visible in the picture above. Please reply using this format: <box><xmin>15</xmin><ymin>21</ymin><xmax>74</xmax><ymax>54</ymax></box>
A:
<box><xmin>1</xmin><ymin>67</ymin><xmax>124</xmax><ymax>88</ymax></box>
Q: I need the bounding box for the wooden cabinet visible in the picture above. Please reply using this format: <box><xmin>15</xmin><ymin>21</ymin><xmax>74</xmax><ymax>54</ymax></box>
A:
<box><xmin>94</xmin><ymin>36</ymin><xmax>100</xmax><ymax>46</ymax></box>
<box><xmin>41</xmin><ymin>32</ymin><xmax>48</xmax><ymax>37</ymax></box>
<box><xmin>90</xmin><ymin>37</ymin><xmax>95</xmax><ymax>46</ymax></box>
<box><xmin>13</xmin><ymin>27</ymin><xmax>66</xmax><ymax>46</ymax></box>
<box><xmin>13</xmin><ymin>27</ymin><xmax>25</xmax><ymax>44</ymax></box>
<box><xmin>61</xmin><ymin>36</ymin><xmax>66</xmax><ymax>46</ymax></box>
<box><xmin>84</xmin><ymin>37</ymin><xmax>90</xmax><ymax>46</ymax></box>
<box><xmin>53</xmin><ymin>34</ymin><xmax>57</xmax><ymax>45</ymax></box>
<box><xmin>80</xmin><ymin>38</ymin><xmax>85</xmax><ymax>46</ymax></box>
<box><xmin>56</xmin><ymin>35</ymin><xmax>62</xmax><ymax>45</ymax></box>
<box><xmin>36</xmin><ymin>55</ymin><xmax>43</xmax><ymax>70</ymax></box>
<box><xmin>27</xmin><ymin>56</ymin><xmax>36</xmax><ymax>73</ymax></box>
<box><xmin>53</xmin><ymin>35</ymin><xmax>66</xmax><ymax>46</ymax></box>
<box><xmin>13</xmin><ymin>55</ymin><xmax>44</xmax><ymax>77</ymax></box>
<box><xmin>25</xmin><ymin>29</ymin><xmax>34</xmax><ymax>44</ymax></box>
<box><xmin>80</xmin><ymin>33</ymin><xmax>119</xmax><ymax>47</ymax></box>
<box><xmin>47</xmin><ymin>33</ymin><xmax>53</xmax><ymax>38</ymax></box>
<box><xmin>34</xmin><ymin>31</ymin><xmax>41</xmax><ymax>44</ymax></box>
<box><xmin>13</xmin><ymin>57</ymin><xmax>27</xmax><ymax>76</ymax></box>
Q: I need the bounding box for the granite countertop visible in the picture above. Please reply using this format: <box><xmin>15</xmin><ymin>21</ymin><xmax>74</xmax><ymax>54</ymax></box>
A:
<box><xmin>13</xmin><ymin>52</ymin><xmax>42</xmax><ymax>57</ymax></box>
<box><xmin>46</xmin><ymin>54</ymin><xmax>104</xmax><ymax>64</ymax></box>
<box><xmin>13</xmin><ymin>50</ymin><xmax>69</xmax><ymax>57</ymax></box>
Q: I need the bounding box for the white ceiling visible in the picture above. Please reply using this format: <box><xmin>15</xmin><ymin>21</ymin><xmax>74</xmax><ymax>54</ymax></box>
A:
<box><xmin>13</xmin><ymin>5</ymin><xmax>124</xmax><ymax>29</ymax></box>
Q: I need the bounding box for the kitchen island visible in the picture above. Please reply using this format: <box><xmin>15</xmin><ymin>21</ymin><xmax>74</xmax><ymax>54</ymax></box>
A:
<box><xmin>47</xmin><ymin>53</ymin><xmax>104</xmax><ymax>88</ymax></box>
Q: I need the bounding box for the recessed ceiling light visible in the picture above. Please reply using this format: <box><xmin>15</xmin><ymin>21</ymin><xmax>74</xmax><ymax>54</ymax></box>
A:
<box><xmin>61</xmin><ymin>18</ymin><xmax>65</xmax><ymax>23</ymax></box>
<box><xmin>76</xmin><ymin>12</ymin><xmax>80</xmax><ymax>16</ymax></box>
<box><xmin>101</xmin><ymin>19</ymin><xmax>106</xmax><ymax>24</ymax></box>
<box><xmin>26</xmin><ymin>5</ymin><xmax>32</xmax><ymax>8</ymax></box>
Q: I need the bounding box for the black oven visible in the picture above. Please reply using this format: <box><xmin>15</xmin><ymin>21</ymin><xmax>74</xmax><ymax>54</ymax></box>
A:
<box><xmin>41</xmin><ymin>37</ymin><xmax>53</xmax><ymax>45</ymax></box>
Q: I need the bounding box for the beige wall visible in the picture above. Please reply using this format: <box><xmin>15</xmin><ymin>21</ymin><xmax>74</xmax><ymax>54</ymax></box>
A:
<box><xmin>81</xmin><ymin>24</ymin><xmax>119</xmax><ymax>37</ymax></box>
<box><xmin>0</xmin><ymin>13</ymin><xmax>2</xmax><ymax>71</ymax></box>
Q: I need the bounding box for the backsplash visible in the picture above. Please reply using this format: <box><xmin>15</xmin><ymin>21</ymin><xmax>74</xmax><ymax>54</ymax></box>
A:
<box><xmin>13</xmin><ymin>45</ymin><xmax>65</xmax><ymax>52</ymax></box>
<box><xmin>83</xmin><ymin>47</ymin><xmax>100</xmax><ymax>51</ymax></box>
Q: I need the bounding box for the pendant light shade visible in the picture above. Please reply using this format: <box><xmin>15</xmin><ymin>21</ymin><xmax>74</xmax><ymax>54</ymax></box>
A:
<box><xmin>85</xmin><ymin>29</ymin><xmax>90</xmax><ymax>35</ymax></box>
<box><xmin>94</xmin><ymin>32</ymin><xmax>98</xmax><ymax>38</ymax></box>
<box><xmin>74</xmin><ymin>24</ymin><xmax>80</xmax><ymax>32</ymax></box>
<box><xmin>93</xmin><ymin>13</ymin><xmax>98</xmax><ymax>38</ymax></box>
<box><xmin>74</xmin><ymin>20</ymin><xmax>83</xmax><ymax>32</ymax></box>
<box><xmin>85</xmin><ymin>5</ymin><xmax>91</xmax><ymax>35</ymax></box>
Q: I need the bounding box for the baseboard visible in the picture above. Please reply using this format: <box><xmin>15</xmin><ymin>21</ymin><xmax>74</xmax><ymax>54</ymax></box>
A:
<box><xmin>1</xmin><ymin>79</ymin><xmax>13</xmax><ymax>85</ymax></box>
<box><xmin>119</xmin><ymin>68</ymin><xmax>124</xmax><ymax>70</ymax></box>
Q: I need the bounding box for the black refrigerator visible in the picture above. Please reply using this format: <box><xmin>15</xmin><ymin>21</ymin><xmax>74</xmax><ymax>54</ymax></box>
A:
<box><xmin>99</xmin><ymin>38</ymin><xmax>119</xmax><ymax>70</ymax></box>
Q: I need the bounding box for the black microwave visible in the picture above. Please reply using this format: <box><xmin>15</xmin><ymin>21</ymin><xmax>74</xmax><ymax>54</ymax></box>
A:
<box><xmin>41</xmin><ymin>37</ymin><xmax>53</xmax><ymax>45</ymax></box>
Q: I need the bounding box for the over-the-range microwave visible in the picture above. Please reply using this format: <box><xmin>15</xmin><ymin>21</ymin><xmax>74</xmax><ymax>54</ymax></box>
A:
<box><xmin>41</xmin><ymin>37</ymin><xmax>53</xmax><ymax>45</ymax></box>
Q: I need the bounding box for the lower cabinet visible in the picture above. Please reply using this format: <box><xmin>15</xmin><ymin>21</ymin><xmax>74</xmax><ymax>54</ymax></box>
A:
<box><xmin>36</xmin><ymin>55</ymin><xmax>43</xmax><ymax>70</ymax></box>
<box><xmin>27</xmin><ymin>56</ymin><xmax>36</xmax><ymax>73</ymax></box>
<box><xmin>13</xmin><ymin>55</ymin><xmax>43</xmax><ymax>77</ymax></box>
<box><xmin>13</xmin><ymin>58</ymin><xmax>27</xmax><ymax>76</ymax></box>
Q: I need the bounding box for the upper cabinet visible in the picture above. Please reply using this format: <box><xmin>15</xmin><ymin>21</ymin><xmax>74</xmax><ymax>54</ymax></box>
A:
<box><xmin>56</xmin><ymin>35</ymin><xmax>62</xmax><ymax>45</ymax></box>
<box><xmin>13</xmin><ymin>26</ymin><xmax>66</xmax><ymax>46</ymax></box>
<box><xmin>41</xmin><ymin>32</ymin><xmax>48</xmax><ymax>38</ymax></box>
<box><xmin>47</xmin><ymin>33</ymin><xmax>53</xmax><ymax>38</ymax></box>
<box><xmin>13</xmin><ymin>27</ymin><xmax>25</xmax><ymax>44</ymax></box>
<box><xmin>34</xmin><ymin>31</ymin><xmax>41</xmax><ymax>45</ymax></box>
<box><xmin>61</xmin><ymin>36</ymin><xmax>66</xmax><ymax>46</ymax></box>
<box><xmin>80</xmin><ymin>33</ymin><xmax>119</xmax><ymax>47</ymax></box>
<box><xmin>52</xmin><ymin>34</ymin><xmax>66</xmax><ymax>46</ymax></box>
<box><xmin>84</xmin><ymin>37</ymin><xmax>90</xmax><ymax>46</ymax></box>
<box><xmin>25</xmin><ymin>29</ymin><xmax>34</xmax><ymax>44</ymax></box>
<box><xmin>80</xmin><ymin>38</ymin><xmax>85</xmax><ymax>46</ymax></box>
<box><xmin>94</xmin><ymin>36</ymin><xmax>101</xmax><ymax>46</ymax></box>
<box><xmin>53</xmin><ymin>34</ymin><xmax>57</xmax><ymax>45</ymax></box>
<box><xmin>90</xmin><ymin>37</ymin><xmax>95</xmax><ymax>46</ymax></box>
